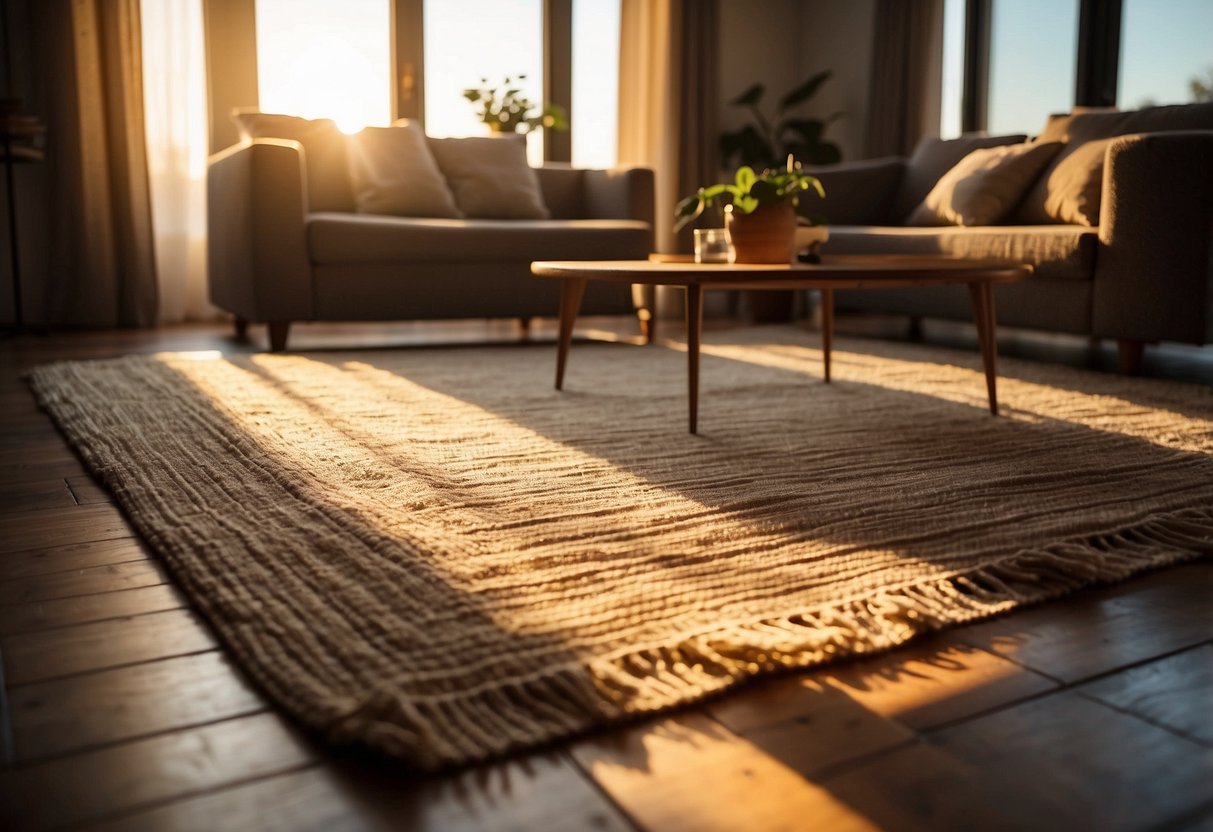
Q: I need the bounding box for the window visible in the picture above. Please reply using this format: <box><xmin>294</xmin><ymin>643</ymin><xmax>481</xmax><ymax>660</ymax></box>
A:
<box><xmin>255</xmin><ymin>0</ymin><xmax>391</xmax><ymax>133</ymax></box>
<box><xmin>571</xmin><ymin>0</ymin><xmax>621</xmax><ymax>167</ymax></box>
<box><xmin>938</xmin><ymin>0</ymin><xmax>965</xmax><ymax>138</ymax></box>
<box><xmin>423</xmin><ymin>0</ymin><xmax>545</xmax><ymax>164</ymax></box>
<box><xmin>986</xmin><ymin>0</ymin><xmax>1079</xmax><ymax>135</ymax></box>
<box><xmin>1118</xmin><ymin>0</ymin><xmax>1213</xmax><ymax>109</ymax></box>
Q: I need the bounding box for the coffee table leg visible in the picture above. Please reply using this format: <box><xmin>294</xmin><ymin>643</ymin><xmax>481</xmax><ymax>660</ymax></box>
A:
<box><xmin>686</xmin><ymin>284</ymin><xmax>703</xmax><ymax>434</ymax></box>
<box><xmin>555</xmin><ymin>278</ymin><xmax>587</xmax><ymax>390</ymax></box>
<box><xmin>820</xmin><ymin>288</ymin><xmax>834</xmax><ymax>383</ymax></box>
<box><xmin>967</xmin><ymin>280</ymin><xmax>999</xmax><ymax>415</ymax></box>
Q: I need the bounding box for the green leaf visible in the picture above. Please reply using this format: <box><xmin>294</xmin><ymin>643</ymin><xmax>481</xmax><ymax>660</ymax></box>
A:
<box><xmin>719</xmin><ymin>125</ymin><xmax>775</xmax><ymax>170</ymax></box>
<box><xmin>729</xmin><ymin>83</ymin><xmax>765</xmax><ymax>108</ymax></box>
<box><xmin>778</xmin><ymin>70</ymin><xmax>832</xmax><ymax>113</ymax></box>
<box><xmin>749</xmin><ymin>178</ymin><xmax>781</xmax><ymax>204</ymax></box>
<box><xmin>734</xmin><ymin>166</ymin><xmax>756</xmax><ymax>192</ymax></box>
<box><xmin>673</xmin><ymin>195</ymin><xmax>706</xmax><ymax>233</ymax></box>
<box><xmin>781</xmin><ymin>118</ymin><xmax>824</xmax><ymax>147</ymax></box>
<box><xmin>733</xmin><ymin>195</ymin><xmax>758</xmax><ymax>214</ymax></box>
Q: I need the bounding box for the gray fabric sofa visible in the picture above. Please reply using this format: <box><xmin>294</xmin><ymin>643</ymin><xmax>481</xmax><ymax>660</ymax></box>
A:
<box><xmin>800</xmin><ymin>103</ymin><xmax>1213</xmax><ymax>371</ymax></box>
<box><xmin>207</xmin><ymin>129</ymin><xmax>655</xmax><ymax>351</ymax></box>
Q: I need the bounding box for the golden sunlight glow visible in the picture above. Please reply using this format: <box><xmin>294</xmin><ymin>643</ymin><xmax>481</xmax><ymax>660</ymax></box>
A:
<box><xmin>255</xmin><ymin>0</ymin><xmax>391</xmax><ymax>133</ymax></box>
<box><xmin>153</xmin><ymin>350</ymin><xmax>224</xmax><ymax>361</ymax></box>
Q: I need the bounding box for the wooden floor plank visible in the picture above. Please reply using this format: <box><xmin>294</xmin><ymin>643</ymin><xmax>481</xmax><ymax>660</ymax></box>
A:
<box><xmin>7</xmin><ymin>650</ymin><xmax>266</xmax><ymax>762</ymax></box>
<box><xmin>0</xmin><ymin>712</ymin><xmax>315</xmax><ymax>832</ymax></box>
<box><xmin>816</xmin><ymin>740</ymin><xmax>1056</xmax><ymax>832</ymax></box>
<box><xmin>0</xmin><ymin>536</ymin><xmax>151</xmax><ymax>582</ymax></box>
<box><xmin>1077</xmin><ymin>643</ymin><xmax>1213</xmax><ymax>745</ymax></box>
<box><xmin>0</xmin><ymin>583</ymin><xmax>184</xmax><ymax>636</ymax></box>
<box><xmin>571</xmin><ymin>711</ymin><xmax>884</xmax><ymax>832</ymax></box>
<box><xmin>712</xmin><ymin>639</ymin><xmax>1058</xmax><ymax>737</ymax></box>
<box><xmin>67</xmin><ymin>474</ymin><xmax>114</xmax><ymax>504</ymax></box>
<box><xmin>956</xmin><ymin>580</ymin><xmax>1212</xmax><ymax>684</ymax></box>
<box><xmin>814</xmin><ymin>639</ymin><xmax>1059</xmax><ymax>731</ymax></box>
<box><xmin>0</xmin><ymin>559</ymin><xmax>165</xmax><ymax>605</ymax></box>
<box><xmin>0</xmin><ymin>442</ymin><xmax>79</xmax><ymax>467</ymax></box>
<box><xmin>0</xmin><ymin>456</ymin><xmax>90</xmax><ymax>485</ymax></box>
<box><xmin>3</xmin><ymin>607</ymin><xmax>216</xmax><ymax>685</ymax></box>
<box><xmin>81</xmin><ymin>752</ymin><xmax>638</xmax><ymax>832</ymax></box>
<box><xmin>1</xmin><ymin>503</ymin><xmax>135</xmax><ymax>555</ymax></box>
<box><xmin>0</xmin><ymin>478</ymin><xmax>76</xmax><ymax>514</ymax></box>
<box><xmin>929</xmin><ymin>690</ymin><xmax>1213</xmax><ymax>832</ymax></box>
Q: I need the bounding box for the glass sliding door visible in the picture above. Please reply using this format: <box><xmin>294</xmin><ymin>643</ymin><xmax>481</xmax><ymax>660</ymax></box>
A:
<box><xmin>571</xmin><ymin>0</ymin><xmax>621</xmax><ymax>168</ymax></box>
<box><xmin>423</xmin><ymin>0</ymin><xmax>544</xmax><ymax>164</ymax></box>
<box><xmin>1118</xmin><ymin>0</ymin><xmax>1213</xmax><ymax>109</ymax></box>
<box><xmin>986</xmin><ymin>0</ymin><xmax>1079</xmax><ymax>135</ymax></box>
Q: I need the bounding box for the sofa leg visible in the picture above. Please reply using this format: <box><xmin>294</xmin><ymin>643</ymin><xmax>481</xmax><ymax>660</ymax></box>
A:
<box><xmin>518</xmin><ymin>317</ymin><xmax>532</xmax><ymax>339</ymax></box>
<box><xmin>233</xmin><ymin>317</ymin><xmax>249</xmax><ymax>341</ymax></box>
<box><xmin>1117</xmin><ymin>339</ymin><xmax>1145</xmax><ymax>375</ymax></box>
<box><xmin>268</xmin><ymin>322</ymin><xmax>291</xmax><ymax>352</ymax></box>
<box><xmin>908</xmin><ymin>316</ymin><xmax>924</xmax><ymax>341</ymax></box>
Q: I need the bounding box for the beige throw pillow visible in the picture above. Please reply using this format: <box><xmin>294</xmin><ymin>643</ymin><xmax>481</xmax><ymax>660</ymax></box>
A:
<box><xmin>428</xmin><ymin>136</ymin><xmax>550</xmax><ymax>220</ymax></box>
<box><xmin>347</xmin><ymin>123</ymin><xmax>463</xmax><ymax>218</ymax></box>
<box><xmin>1040</xmin><ymin>138</ymin><xmax>1111</xmax><ymax>226</ymax></box>
<box><xmin>907</xmin><ymin>141</ymin><xmax>1063</xmax><ymax>227</ymax></box>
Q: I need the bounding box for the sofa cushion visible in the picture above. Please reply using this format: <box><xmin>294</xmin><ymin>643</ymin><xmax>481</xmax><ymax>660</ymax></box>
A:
<box><xmin>1040</xmin><ymin>138</ymin><xmax>1111</xmax><ymax>226</ymax></box>
<box><xmin>822</xmin><ymin>224</ymin><xmax>1098</xmax><ymax>283</ymax></box>
<box><xmin>892</xmin><ymin>133</ymin><xmax>1027</xmax><ymax>222</ymax></box>
<box><xmin>907</xmin><ymin>141</ymin><xmax>1063</xmax><ymax>227</ymax></box>
<box><xmin>428</xmin><ymin>136</ymin><xmax>550</xmax><ymax>220</ymax></box>
<box><xmin>307</xmin><ymin>214</ymin><xmax>650</xmax><ymax>264</ymax></box>
<box><xmin>232</xmin><ymin>110</ymin><xmax>355</xmax><ymax>213</ymax></box>
<box><xmin>346</xmin><ymin>122</ymin><xmax>463</xmax><ymax>219</ymax></box>
<box><xmin>1014</xmin><ymin>101</ymin><xmax>1213</xmax><ymax>224</ymax></box>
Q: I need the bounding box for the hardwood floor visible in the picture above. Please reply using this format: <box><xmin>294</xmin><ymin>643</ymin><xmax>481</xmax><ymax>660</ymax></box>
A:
<box><xmin>1</xmin><ymin>318</ymin><xmax>1211</xmax><ymax>831</ymax></box>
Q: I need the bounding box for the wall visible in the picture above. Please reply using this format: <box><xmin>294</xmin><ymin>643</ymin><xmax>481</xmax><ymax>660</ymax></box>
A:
<box><xmin>796</xmin><ymin>0</ymin><xmax>876</xmax><ymax>161</ymax></box>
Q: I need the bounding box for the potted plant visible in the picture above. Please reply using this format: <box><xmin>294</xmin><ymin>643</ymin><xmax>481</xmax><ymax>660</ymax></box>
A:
<box><xmin>463</xmin><ymin>75</ymin><xmax>569</xmax><ymax>134</ymax></box>
<box><xmin>720</xmin><ymin>70</ymin><xmax>842</xmax><ymax>170</ymax></box>
<box><xmin>674</xmin><ymin>157</ymin><xmax>826</xmax><ymax>264</ymax></box>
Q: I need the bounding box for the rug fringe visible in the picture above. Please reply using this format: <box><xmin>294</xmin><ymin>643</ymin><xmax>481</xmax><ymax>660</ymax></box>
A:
<box><xmin>325</xmin><ymin>506</ymin><xmax>1212</xmax><ymax>771</ymax></box>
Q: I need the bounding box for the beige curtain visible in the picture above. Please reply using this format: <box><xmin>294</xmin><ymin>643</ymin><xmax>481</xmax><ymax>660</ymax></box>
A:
<box><xmin>142</xmin><ymin>0</ymin><xmax>215</xmax><ymax>322</ymax></box>
<box><xmin>865</xmin><ymin>0</ymin><xmax>944</xmax><ymax>158</ymax></box>
<box><xmin>618</xmin><ymin>0</ymin><xmax>719</xmax><ymax>254</ymax></box>
<box><xmin>39</xmin><ymin>0</ymin><xmax>158</xmax><ymax>326</ymax></box>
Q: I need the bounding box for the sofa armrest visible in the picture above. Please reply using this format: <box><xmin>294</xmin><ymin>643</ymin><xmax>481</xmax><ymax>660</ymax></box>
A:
<box><xmin>584</xmin><ymin>166</ymin><xmax>656</xmax><ymax>250</ymax></box>
<box><xmin>207</xmin><ymin>139</ymin><xmax>314</xmax><ymax>323</ymax></box>
<box><xmin>800</xmin><ymin>157</ymin><xmax>907</xmax><ymax>225</ymax></box>
<box><xmin>1094</xmin><ymin>131</ymin><xmax>1213</xmax><ymax>344</ymax></box>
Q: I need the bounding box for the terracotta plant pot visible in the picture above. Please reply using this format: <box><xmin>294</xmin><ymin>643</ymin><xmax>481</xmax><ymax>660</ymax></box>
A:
<box><xmin>725</xmin><ymin>203</ymin><xmax>797</xmax><ymax>264</ymax></box>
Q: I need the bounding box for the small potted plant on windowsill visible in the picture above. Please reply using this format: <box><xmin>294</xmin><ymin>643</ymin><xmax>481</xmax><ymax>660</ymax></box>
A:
<box><xmin>463</xmin><ymin>75</ymin><xmax>569</xmax><ymax>134</ymax></box>
<box><xmin>674</xmin><ymin>156</ymin><xmax>826</xmax><ymax>264</ymax></box>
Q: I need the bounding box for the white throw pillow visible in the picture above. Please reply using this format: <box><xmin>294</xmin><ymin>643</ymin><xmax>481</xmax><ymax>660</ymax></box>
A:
<box><xmin>907</xmin><ymin>141</ymin><xmax>1063</xmax><ymax>227</ymax></box>
<box><xmin>428</xmin><ymin>135</ymin><xmax>551</xmax><ymax>220</ymax></box>
<box><xmin>346</xmin><ymin>122</ymin><xmax>463</xmax><ymax>218</ymax></box>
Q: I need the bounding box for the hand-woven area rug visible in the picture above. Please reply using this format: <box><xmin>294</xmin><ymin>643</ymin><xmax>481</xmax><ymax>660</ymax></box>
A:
<box><xmin>28</xmin><ymin>327</ymin><xmax>1213</xmax><ymax>770</ymax></box>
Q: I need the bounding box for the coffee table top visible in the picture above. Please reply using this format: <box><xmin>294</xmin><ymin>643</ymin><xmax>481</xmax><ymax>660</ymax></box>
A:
<box><xmin>532</xmin><ymin>255</ymin><xmax>1032</xmax><ymax>290</ymax></box>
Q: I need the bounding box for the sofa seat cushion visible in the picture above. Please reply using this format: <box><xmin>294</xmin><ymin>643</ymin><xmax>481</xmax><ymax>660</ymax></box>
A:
<box><xmin>822</xmin><ymin>224</ymin><xmax>1098</xmax><ymax>283</ymax></box>
<box><xmin>308</xmin><ymin>214</ymin><xmax>652</xmax><ymax>264</ymax></box>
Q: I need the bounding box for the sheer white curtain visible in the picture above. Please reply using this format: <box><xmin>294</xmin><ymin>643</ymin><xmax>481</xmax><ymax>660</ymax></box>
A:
<box><xmin>142</xmin><ymin>0</ymin><xmax>215</xmax><ymax>322</ymax></box>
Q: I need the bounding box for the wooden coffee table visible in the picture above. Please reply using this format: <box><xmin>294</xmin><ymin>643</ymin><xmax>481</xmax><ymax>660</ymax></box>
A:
<box><xmin>531</xmin><ymin>255</ymin><xmax>1033</xmax><ymax>434</ymax></box>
